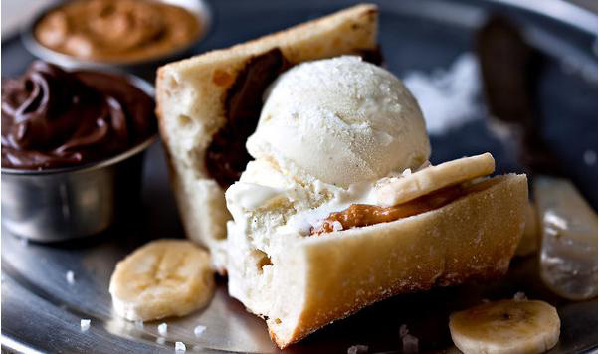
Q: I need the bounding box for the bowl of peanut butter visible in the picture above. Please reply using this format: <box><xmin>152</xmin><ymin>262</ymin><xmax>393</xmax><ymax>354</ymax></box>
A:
<box><xmin>22</xmin><ymin>0</ymin><xmax>210</xmax><ymax>77</ymax></box>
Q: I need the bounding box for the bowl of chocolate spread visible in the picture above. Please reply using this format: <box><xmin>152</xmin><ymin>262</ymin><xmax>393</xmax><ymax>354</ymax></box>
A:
<box><xmin>1</xmin><ymin>61</ymin><xmax>158</xmax><ymax>242</ymax></box>
<box><xmin>22</xmin><ymin>0</ymin><xmax>210</xmax><ymax>79</ymax></box>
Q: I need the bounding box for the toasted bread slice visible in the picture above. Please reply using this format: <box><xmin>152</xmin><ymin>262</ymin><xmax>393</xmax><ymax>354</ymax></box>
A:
<box><xmin>227</xmin><ymin>174</ymin><xmax>527</xmax><ymax>348</ymax></box>
<box><xmin>156</xmin><ymin>4</ymin><xmax>379</xmax><ymax>269</ymax></box>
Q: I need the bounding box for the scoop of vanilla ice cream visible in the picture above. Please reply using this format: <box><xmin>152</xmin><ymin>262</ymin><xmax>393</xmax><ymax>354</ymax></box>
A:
<box><xmin>246</xmin><ymin>56</ymin><xmax>430</xmax><ymax>188</ymax></box>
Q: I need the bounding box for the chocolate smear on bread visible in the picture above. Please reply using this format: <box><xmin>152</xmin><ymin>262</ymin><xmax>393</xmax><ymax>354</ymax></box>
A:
<box><xmin>205</xmin><ymin>48</ymin><xmax>290</xmax><ymax>189</ymax></box>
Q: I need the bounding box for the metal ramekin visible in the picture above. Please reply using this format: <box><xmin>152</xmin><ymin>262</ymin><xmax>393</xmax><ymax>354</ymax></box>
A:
<box><xmin>21</xmin><ymin>0</ymin><xmax>212</xmax><ymax>80</ymax></box>
<box><xmin>1</xmin><ymin>74</ymin><xmax>158</xmax><ymax>243</ymax></box>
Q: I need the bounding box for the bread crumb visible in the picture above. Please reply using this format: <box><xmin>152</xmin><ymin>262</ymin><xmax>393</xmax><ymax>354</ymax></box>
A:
<box><xmin>158</xmin><ymin>322</ymin><xmax>168</xmax><ymax>336</ymax></box>
<box><xmin>347</xmin><ymin>344</ymin><xmax>368</xmax><ymax>354</ymax></box>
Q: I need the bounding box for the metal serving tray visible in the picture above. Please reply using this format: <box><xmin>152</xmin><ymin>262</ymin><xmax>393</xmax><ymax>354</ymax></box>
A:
<box><xmin>1</xmin><ymin>0</ymin><xmax>597</xmax><ymax>352</ymax></box>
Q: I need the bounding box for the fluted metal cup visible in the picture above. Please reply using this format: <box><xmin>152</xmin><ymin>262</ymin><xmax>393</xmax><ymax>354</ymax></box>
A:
<box><xmin>21</xmin><ymin>0</ymin><xmax>212</xmax><ymax>81</ymax></box>
<box><xmin>1</xmin><ymin>74</ymin><xmax>157</xmax><ymax>242</ymax></box>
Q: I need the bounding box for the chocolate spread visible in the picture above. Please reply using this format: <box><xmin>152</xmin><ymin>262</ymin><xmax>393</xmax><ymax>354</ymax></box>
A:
<box><xmin>311</xmin><ymin>179</ymin><xmax>498</xmax><ymax>235</ymax></box>
<box><xmin>356</xmin><ymin>45</ymin><xmax>384</xmax><ymax>66</ymax></box>
<box><xmin>1</xmin><ymin>61</ymin><xmax>156</xmax><ymax>169</ymax></box>
<box><xmin>206</xmin><ymin>48</ymin><xmax>291</xmax><ymax>189</ymax></box>
<box><xmin>34</xmin><ymin>0</ymin><xmax>201</xmax><ymax>63</ymax></box>
<box><xmin>205</xmin><ymin>47</ymin><xmax>384</xmax><ymax>189</ymax></box>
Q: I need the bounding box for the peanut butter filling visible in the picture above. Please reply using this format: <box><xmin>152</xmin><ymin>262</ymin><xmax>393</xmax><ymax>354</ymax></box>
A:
<box><xmin>311</xmin><ymin>178</ymin><xmax>496</xmax><ymax>235</ymax></box>
<box><xmin>35</xmin><ymin>0</ymin><xmax>202</xmax><ymax>63</ymax></box>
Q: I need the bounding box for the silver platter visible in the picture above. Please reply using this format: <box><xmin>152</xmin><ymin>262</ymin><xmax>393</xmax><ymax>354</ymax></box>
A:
<box><xmin>2</xmin><ymin>0</ymin><xmax>597</xmax><ymax>352</ymax></box>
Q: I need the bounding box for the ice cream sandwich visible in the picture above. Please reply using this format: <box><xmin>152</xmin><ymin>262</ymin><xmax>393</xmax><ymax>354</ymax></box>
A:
<box><xmin>156</xmin><ymin>4</ymin><xmax>527</xmax><ymax>348</ymax></box>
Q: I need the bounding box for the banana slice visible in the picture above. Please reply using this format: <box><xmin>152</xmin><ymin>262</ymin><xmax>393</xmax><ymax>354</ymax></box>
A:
<box><xmin>376</xmin><ymin>153</ymin><xmax>495</xmax><ymax>207</ymax></box>
<box><xmin>109</xmin><ymin>239</ymin><xmax>214</xmax><ymax>321</ymax></box>
<box><xmin>449</xmin><ymin>299</ymin><xmax>560</xmax><ymax>354</ymax></box>
<box><xmin>535</xmin><ymin>176</ymin><xmax>598</xmax><ymax>300</ymax></box>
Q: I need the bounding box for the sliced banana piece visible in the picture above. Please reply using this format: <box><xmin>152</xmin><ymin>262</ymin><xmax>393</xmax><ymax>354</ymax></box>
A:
<box><xmin>535</xmin><ymin>176</ymin><xmax>598</xmax><ymax>300</ymax></box>
<box><xmin>449</xmin><ymin>299</ymin><xmax>560</xmax><ymax>354</ymax></box>
<box><xmin>376</xmin><ymin>153</ymin><xmax>495</xmax><ymax>207</ymax></box>
<box><xmin>109</xmin><ymin>239</ymin><xmax>214</xmax><ymax>322</ymax></box>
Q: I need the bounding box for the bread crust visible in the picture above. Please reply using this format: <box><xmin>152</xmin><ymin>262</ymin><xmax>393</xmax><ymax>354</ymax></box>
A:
<box><xmin>265</xmin><ymin>174</ymin><xmax>528</xmax><ymax>348</ymax></box>
<box><xmin>155</xmin><ymin>4</ymin><xmax>379</xmax><ymax>269</ymax></box>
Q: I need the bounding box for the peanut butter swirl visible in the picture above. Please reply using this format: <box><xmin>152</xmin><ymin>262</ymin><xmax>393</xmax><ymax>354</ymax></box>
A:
<box><xmin>35</xmin><ymin>0</ymin><xmax>201</xmax><ymax>63</ymax></box>
<box><xmin>311</xmin><ymin>178</ymin><xmax>499</xmax><ymax>235</ymax></box>
<box><xmin>1</xmin><ymin>61</ymin><xmax>156</xmax><ymax>169</ymax></box>
<box><xmin>311</xmin><ymin>185</ymin><xmax>466</xmax><ymax>235</ymax></box>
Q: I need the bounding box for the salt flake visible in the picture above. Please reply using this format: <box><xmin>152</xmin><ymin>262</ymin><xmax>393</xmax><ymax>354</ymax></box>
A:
<box><xmin>66</xmin><ymin>270</ymin><xmax>75</xmax><ymax>284</ymax></box>
<box><xmin>194</xmin><ymin>325</ymin><xmax>206</xmax><ymax>337</ymax></box>
<box><xmin>175</xmin><ymin>341</ymin><xmax>186</xmax><ymax>352</ymax></box>
<box><xmin>80</xmin><ymin>319</ymin><xmax>91</xmax><ymax>331</ymax></box>
<box><xmin>158</xmin><ymin>322</ymin><xmax>168</xmax><ymax>336</ymax></box>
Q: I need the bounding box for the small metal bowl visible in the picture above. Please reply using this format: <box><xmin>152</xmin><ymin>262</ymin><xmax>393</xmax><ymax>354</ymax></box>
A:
<box><xmin>1</xmin><ymin>74</ymin><xmax>158</xmax><ymax>243</ymax></box>
<box><xmin>21</xmin><ymin>0</ymin><xmax>212</xmax><ymax>80</ymax></box>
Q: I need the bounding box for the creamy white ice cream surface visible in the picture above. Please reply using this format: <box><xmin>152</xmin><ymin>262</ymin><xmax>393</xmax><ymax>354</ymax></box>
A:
<box><xmin>226</xmin><ymin>55</ymin><xmax>432</xmax><ymax>252</ymax></box>
<box><xmin>247</xmin><ymin>56</ymin><xmax>430</xmax><ymax>188</ymax></box>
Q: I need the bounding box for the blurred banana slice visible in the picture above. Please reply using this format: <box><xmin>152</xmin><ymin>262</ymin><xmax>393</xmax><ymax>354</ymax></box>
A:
<box><xmin>109</xmin><ymin>239</ymin><xmax>214</xmax><ymax>321</ymax></box>
<box><xmin>449</xmin><ymin>299</ymin><xmax>560</xmax><ymax>354</ymax></box>
<box><xmin>376</xmin><ymin>153</ymin><xmax>495</xmax><ymax>207</ymax></box>
<box><xmin>535</xmin><ymin>176</ymin><xmax>598</xmax><ymax>300</ymax></box>
<box><xmin>515</xmin><ymin>202</ymin><xmax>540</xmax><ymax>257</ymax></box>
